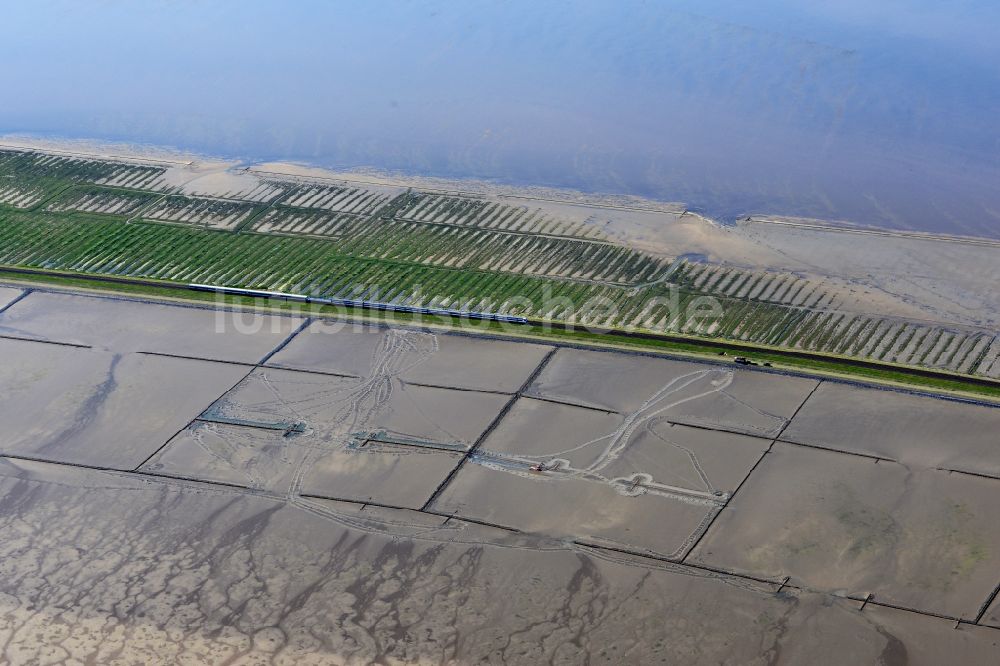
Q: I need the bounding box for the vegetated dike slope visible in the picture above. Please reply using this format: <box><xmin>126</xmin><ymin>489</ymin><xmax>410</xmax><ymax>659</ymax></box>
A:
<box><xmin>0</xmin><ymin>145</ymin><xmax>998</xmax><ymax>380</ymax></box>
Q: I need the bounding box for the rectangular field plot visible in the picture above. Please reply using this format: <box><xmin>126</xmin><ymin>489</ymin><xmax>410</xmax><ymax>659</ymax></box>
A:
<box><xmin>140</xmin><ymin>420</ymin><xmax>463</xmax><ymax>509</ymax></box>
<box><xmin>203</xmin><ymin>367</ymin><xmax>508</xmax><ymax>450</ymax></box>
<box><xmin>0</xmin><ymin>291</ymin><xmax>303</xmax><ymax>362</ymax></box>
<box><xmin>524</xmin><ymin>348</ymin><xmax>817</xmax><ymax>437</ymax></box>
<box><xmin>481</xmin><ymin>398</ymin><xmax>625</xmax><ymax>463</ymax></box>
<box><xmin>0</xmin><ymin>339</ymin><xmax>248</xmax><ymax>469</ymax></box>
<box><xmin>142</xmin><ymin>195</ymin><xmax>259</xmax><ymax>230</ymax></box>
<box><xmin>144</xmin><ymin>362</ymin><xmax>503</xmax><ymax>502</ymax></box>
<box><xmin>432</xmin><ymin>460</ymin><xmax>719</xmax><ymax>559</ymax></box>
<box><xmin>140</xmin><ymin>421</ymin><xmax>302</xmax><ymax>491</ymax></box>
<box><xmin>430</xmin><ymin>398</ymin><xmax>770</xmax><ymax>558</ymax></box>
<box><xmin>268</xmin><ymin>323</ymin><xmax>553</xmax><ymax>393</ymax></box>
<box><xmin>781</xmin><ymin>382</ymin><xmax>1000</xmax><ymax>476</ymax></box>
<box><xmin>479</xmin><ymin>399</ymin><xmax>768</xmax><ymax>496</ymax></box>
<box><xmin>299</xmin><ymin>442</ymin><xmax>462</xmax><ymax>508</ymax></box>
<box><xmin>688</xmin><ymin>442</ymin><xmax>1000</xmax><ymax>619</ymax></box>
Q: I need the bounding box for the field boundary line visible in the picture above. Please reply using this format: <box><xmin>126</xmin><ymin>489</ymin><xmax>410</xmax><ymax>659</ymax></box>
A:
<box><xmin>679</xmin><ymin>440</ymin><xmax>775</xmax><ymax>563</ymax></box>
<box><xmin>775</xmin><ymin>438</ymin><xmax>896</xmax><ymax>463</ymax></box>
<box><xmin>774</xmin><ymin>380</ymin><xmax>822</xmax><ymax>440</ymax></box>
<box><xmin>133</xmin><ymin>365</ymin><xmax>259</xmax><ymax>471</ymax></box>
<box><xmin>658</xmin><ymin>417</ymin><xmax>781</xmax><ymax>442</ymax></box>
<box><xmin>399</xmin><ymin>379</ymin><xmax>512</xmax><ymax>396</ymax></box>
<box><xmin>135</xmin><ymin>350</ymin><xmax>259</xmax><ymax>368</ymax></box>
<box><xmin>0</xmin><ymin>287</ymin><xmax>32</xmax><ymax>314</ymax></box>
<box><xmin>299</xmin><ymin>493</ymin><xmax>525</xmax><ymax>533</ymax></box>
<box><xmin>256</xmin><ymin>201</ymin><xmax>615</xmax><ymax>245</ymax></box>
<box><xmin>0</xmin><ymin>333</ymin><xmax>91</xmax><ymax>349</ymax></box>
<box><xmin>518</xmin><ymin>392</ymin><xmax>620</xmax><ymax>414</ymax></box>
<box><xmin>934</xmin><ymin>467</ymin><xmax>1000</xmax><ymax>483</ymax></box>
<box><xmin>0</xmin><ymin>143</ymin><xmax>196</xmax><ymax>166</ymax></box>
<box><xmin>419</xmin><ymin>347</ymin><xmax>558</xmax><ymax>511</ymax></box>
<box><xmin>679</xmin><ymin>381</ymin><xmax>821</xmax><ymax>562</ymax></box>
<box><xmin>259</xmin><ymin>316</ymin><xmax>314</xmax><ymax>365</ymax></box>
<box><xmin>974</xmin><ymin>581</ymin><xmax>1000</xmax><ymax>625</ymax></box>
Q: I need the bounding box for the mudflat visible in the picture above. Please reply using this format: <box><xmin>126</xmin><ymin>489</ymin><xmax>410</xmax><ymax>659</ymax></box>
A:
<box><xmin>0</xmin><ymin>283</ymin><xmax>998</xmax><ymax>662</ymax></box>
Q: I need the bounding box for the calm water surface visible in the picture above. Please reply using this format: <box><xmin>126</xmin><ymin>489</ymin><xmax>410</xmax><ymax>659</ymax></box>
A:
<box><xmin>2</xmin><ymin>1</ymin><xmax>999</xmax><ymax>236</ymax></box>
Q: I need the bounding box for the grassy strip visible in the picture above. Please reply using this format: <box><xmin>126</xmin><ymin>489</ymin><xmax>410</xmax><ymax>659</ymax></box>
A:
<box><xmin>3</xmin><ymin>267</ymin><xmax>999</xmax><ymax>403</ymax></box>
<box><xmin>4</xmin><ymin>149</ymin><xmax>993</xmax><ymax>387</ymax></box>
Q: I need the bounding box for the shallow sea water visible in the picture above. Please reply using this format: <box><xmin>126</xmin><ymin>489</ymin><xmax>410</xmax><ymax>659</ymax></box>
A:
<box><xmin>2</xmin><ymin>1</ymin><xmax>999</xmax><ymax>235</ymax></box>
